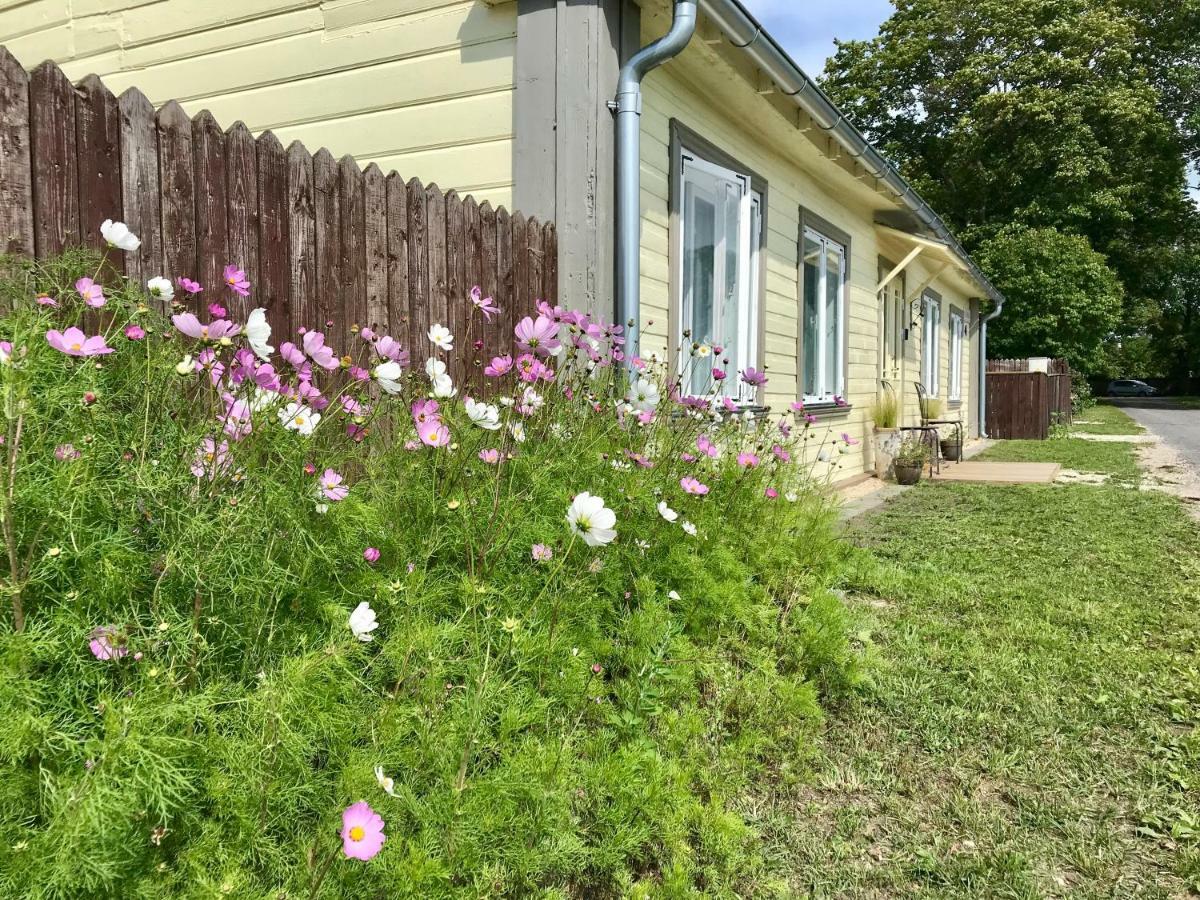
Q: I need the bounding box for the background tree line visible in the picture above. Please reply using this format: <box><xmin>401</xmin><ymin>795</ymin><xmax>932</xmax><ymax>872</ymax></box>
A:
<box><xmin>821</xmin><ymin>0</ymin><xmax>1200</xmax><ymax>380</ymax></box>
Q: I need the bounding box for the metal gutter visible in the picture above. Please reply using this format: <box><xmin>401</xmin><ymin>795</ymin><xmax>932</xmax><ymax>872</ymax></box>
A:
<box><xmin>978</xmin><ymin>298</ymin><xmax>1005</xmax><ymax>438</ymax></box>
<box><xmin>613</xmin><ymin>0</ymin><xmax>698</xmax><ymax>357</ymax></box>
<box><xmin>695</xmin><ymin>0</ymin><xmax>1004</xmax><ymax>304</ymax></box>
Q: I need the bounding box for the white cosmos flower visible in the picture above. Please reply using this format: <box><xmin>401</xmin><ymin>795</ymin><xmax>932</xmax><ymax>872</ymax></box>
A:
<box><xmin>626</xmin><ymin>377</ymin><xmax>660</xmax><ymax>411</ymax></box>
<box><xmin>146</xmin><ymin>276</ymin><xmax>174</xmax><ymax>303</ymax></box>
<box><xmin>100</xmin><ymin>218</ymin><xmax>140</xmax><ymax>252</ymax></box>
<box><xmin>174</xmin><ymin>354</ymin><xmax>194</xmax><ymax>376</ymax></box>
<box><xmin>785</xmin><ymin>491</ymin><xmax>799</xmax><ymax>503</ymax></box>
<box><xmin>374</xmin><ymin>360</ymin><xmax>403</xmax><ymax>395</ymax></box>
<box><xmin>314</xmin><ymin>502</ymin><xmax>329</xmax><ymax>515</ymax></box>
<box><xmin>349</xmin><ymin>601</ymin><xmax>378</xmax><ymax>642</ymax></box>
<box><xmin>428</xmin><ymin>324</ymin><xmax>453</xmax><ymax>351</ymax></box>
<box><xmin>374</xmin><ymin>765</ymin><xmax>397</xmax><ymax>797</ymax></box>
<box><xmin>279</xmin><ymin>401</ymin><xmax>319</xmax><ymax>436</ymax></box>
<box><xmin>681</xmin><ymin>520</ymin><xmax>697</xmax><ymax>536</ymax></box>
<box><xmin>431</xmin><ymin>374</ymin><xmax>456</xmax><ymax>399</ymax></box>
<box><xmin>520</xmin><ymin>387</ymin><xmax>544</xmax><ymax>413</ymax></box>
<box><xmin>425</xmin><ymin>357</ymin><xmax>447</xmax><ymax>380</ymax></box>
<box><xmin>693</xmin><ymin>343</ymin><xmax>711</xmax><ymax>358</ymax></box>
<box><xmin>249</xmin><ymin>387</ymin><xmax>280</xmax><ymax>412</ymax></box>
<box><xmin>245</xmin><ymin>308</ymin><xmax>273</xmax><ymax>360</ymax></box>
<box><xmin>566</xmin><ymin>492</ymin><xmax>617</xmax><ymax>547</ymax></box>
<box><xmin>656</xmin><ymin>501</ymin><xmax>678</xmax><ymax>523</ymax></box>
<box><xmin>667</xmin><ymin>590</ymin><xmax>681</xmax><ymax>601</ymax></box>
<box><xmin>465</xmin><ymin>397</ymin><xmax>501</xmax><ymax>430</ymax></box>
<box><xmin>509</xmin><ymin>421</ymin><xmax>526</xmax><ymax>443</ymax></box>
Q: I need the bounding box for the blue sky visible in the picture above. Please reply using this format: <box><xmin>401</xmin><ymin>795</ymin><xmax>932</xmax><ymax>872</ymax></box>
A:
<box><xmin>738</xmin><ymin>0</ymin><xmax>894</xmax><ymax>79</ymax></box>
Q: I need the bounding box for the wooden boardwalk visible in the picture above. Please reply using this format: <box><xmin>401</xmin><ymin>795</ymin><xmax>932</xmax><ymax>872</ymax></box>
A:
<box><xmin>933</xmin><ymin>462</ymin><xmax>1061</xmax><ymax>484</ymax></box>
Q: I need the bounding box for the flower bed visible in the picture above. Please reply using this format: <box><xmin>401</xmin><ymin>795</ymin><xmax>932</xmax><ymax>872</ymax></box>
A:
<box><xmin>0</xmin><ymin>226</ymin><xmax>864</xmax><ymax>897</ymax></box>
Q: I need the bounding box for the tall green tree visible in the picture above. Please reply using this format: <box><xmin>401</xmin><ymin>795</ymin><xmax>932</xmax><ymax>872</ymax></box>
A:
<box><xmin>821</xmin><ymin>0</ymin><xmax>1199</xmax><ymax>375</ymax></box>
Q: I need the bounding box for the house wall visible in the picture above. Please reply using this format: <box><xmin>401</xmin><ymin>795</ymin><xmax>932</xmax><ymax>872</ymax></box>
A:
<box><xmin>637</xmin><ymin>3</ymin><xmax>984</xmax><ymax>480</ymax></box>
<box><xmin>0</xmin><ymin>0</ymin><xmax>517</xmax><ymax>208</ymax></box>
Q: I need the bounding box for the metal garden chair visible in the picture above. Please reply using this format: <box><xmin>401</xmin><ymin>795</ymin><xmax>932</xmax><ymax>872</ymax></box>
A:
<box><xmin>915</xmin><ymin>381</ymin><xmax>963</xmax><ymax>467</ymax></box>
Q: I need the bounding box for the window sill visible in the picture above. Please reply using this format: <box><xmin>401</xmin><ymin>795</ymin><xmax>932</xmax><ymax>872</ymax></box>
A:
<box><xmin>948</xmin><ymin>399</ymin><xmax>963</xmax><ymax>408</ymax></box>
<box><xmin>798</xmin><ymin>402</ymin><xmax>853</xmax><ymax>418</ymax></box>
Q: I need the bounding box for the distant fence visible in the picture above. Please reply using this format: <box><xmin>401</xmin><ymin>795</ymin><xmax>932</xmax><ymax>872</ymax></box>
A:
<box><xmin>0</xmin><ymin>49</ymin><xmax>556</xmax><ymax>375</ymax></box>
<box><xmin>986</xmin><ymin>358</ymin><xmax>1073</xmax><ymax>439</ymax></box>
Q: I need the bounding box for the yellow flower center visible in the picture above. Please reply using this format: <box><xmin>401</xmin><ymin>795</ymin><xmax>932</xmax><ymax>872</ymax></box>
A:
<box><xmin>349</xmin><ymin>826</ymin><xmax>364</xmax><ymax>842</ymax></box>
<box><xmin>426</xmin><ymin>429</ymin><xmax>439</xmax><ymax>442</ymax></box>
<box><xmin>70</xmin><ymin>343</ymin><xmax>82</xmax><ymax>351</ymax></box>
<box><xmin>295</xmin><ymin>417</ymin><xmax>306</xmax><ymax>426</ymax></box>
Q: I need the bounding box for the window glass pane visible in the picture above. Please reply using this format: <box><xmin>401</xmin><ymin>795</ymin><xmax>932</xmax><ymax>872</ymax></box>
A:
<box><xmin>824</xmin><ymin>245</ymin><xmax>843</xmax><ymax>397</ymax></box>
<box><xmin>719</xmin><ymin>181</ymin><xmax>742</xmax><ymax>390</ymax></box>
<box><xmin>802</xmin><ymin>235</ymin><xmax>821</xmax><ymax>398</ymax></box>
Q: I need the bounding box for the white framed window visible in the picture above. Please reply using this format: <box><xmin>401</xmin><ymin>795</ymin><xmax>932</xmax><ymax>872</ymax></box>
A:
<box><xmin>678</xmin><ymin>152</ymin><xmax>763</xmax><ymax>401</ymax></box>
<box><xmin>948</xmin><ymin>309</ymin><xmax>965</xmax><ymax>401</ymax></box>
<box><xmin>921</xmin><ymin>292</ymin><xmax>941</xmax><ymax>396</ymax></box>
<box><xmin>801</xmin><ymin>228</ymin><xmax>846</xmax><ymax>403</ymax></box>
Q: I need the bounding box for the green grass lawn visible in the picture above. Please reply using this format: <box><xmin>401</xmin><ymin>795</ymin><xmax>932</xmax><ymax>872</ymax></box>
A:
<box><xmin>975</xmin><ymin>435</ymin><xmax>1142</xmax><ymax>482</ymax></box>
<box><xmin>772</xmin><ymin>438</ymin><xmax>1200</xmax><ymax>897</ymax></box>
<box><xmin>1072</xmin><ymin>402</ymin><xmax>1146</xmax><ymax>435</ymax></box>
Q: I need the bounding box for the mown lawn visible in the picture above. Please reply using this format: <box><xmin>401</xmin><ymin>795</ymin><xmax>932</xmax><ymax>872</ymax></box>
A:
<box><xmin>773</xmin><ymin>433</ymin><xmax>1200</xmax><ymax>897</ymax></box>
<box><xmin>975</xmin><ymin>435</ymin><xmax>1142</xmax><ymax>482</ymax></box>
<box><xmin>1072</xmin><ymin>402</ymin><xmax>1147</xmax><ymax>435</ymax></box>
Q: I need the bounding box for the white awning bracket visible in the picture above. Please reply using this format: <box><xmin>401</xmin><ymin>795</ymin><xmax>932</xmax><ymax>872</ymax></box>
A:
<box><xmin>876</xmin><ymin>245</ymin><xmax>923</xmax><ymax>294</ymax></box>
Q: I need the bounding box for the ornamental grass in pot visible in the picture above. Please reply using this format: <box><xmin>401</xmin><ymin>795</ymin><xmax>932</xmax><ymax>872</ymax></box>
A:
<box><xmin>869</xmin><ymin>394</ymin><xmax>901</xmax><ymax>479</ymax></box>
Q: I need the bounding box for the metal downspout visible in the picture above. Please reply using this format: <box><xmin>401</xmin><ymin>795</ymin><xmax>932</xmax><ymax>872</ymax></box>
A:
<box><xmin>614</xmin><ymin>0</ymin><xmax>697</xmax><ymax>357</ymax></box>
<box><xmin>978</xmin><ymin>299</ymin><xmax>1004</xmax><ymax>438</ymax></box>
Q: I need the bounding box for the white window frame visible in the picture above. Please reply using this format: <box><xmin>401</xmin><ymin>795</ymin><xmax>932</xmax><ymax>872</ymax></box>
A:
<box><xmin>948</xmin><ymin>309</ymin><xmax>965</xmax><ymax>401</ymax></box>
<box><xmin>676</xmin><ymin>150</ymin><xmax>763</xmax><ymax>402</ymax></box>
<box><xmin>921</xmin><ymin>292</ymin><xmax>941</xmax><ymax>396</ymax></box>
<box><xmin>801</xmin><ymin>228</ymin><xmax>847</xmax><ymax>404</ymax></box>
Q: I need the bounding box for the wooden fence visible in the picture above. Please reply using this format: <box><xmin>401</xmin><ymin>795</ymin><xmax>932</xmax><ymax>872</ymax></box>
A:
<box><xmin>0</xmin><ymin>49</ymin><xmax>557</xmax><ymax>375</ymax></box>
<box><xmin>985</xmin><ymin>358</ymin><xmax>1073</xmax><ymax>439</ymax></box>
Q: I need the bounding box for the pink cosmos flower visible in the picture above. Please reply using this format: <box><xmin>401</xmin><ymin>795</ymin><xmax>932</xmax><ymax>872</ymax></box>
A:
<box><xmin>190</xmin><ymin>436</ymin><xmax>231</xmax><ymax>479</ymax></box>
<box><xmin>721</xmin><ymin>396</ymin><xmax>739</xmax><ymax>412</ymax></box>
<box><xmin>514</xmin><ymin>315</ymin><xmax>560</xmax><ymax>357</ymax></box>
<box><xmin>764</xmin><ymin>487</ymin><xmax>779</xmax><ymax>500</ymax></box>
<box><xmin>411</xmin><ymin>398</ymin><xmax>440</xmax><ymax>427</ymax></box>
<box><xmin>418</xmin><ymin>420</ymin><xmax>450</xmax><ymax>448</ymax></box>
<box><xmin>470</xmin><ymin>286</ymin><xmax>499</xmax><ymax>321</ymax></box>
<box><xmin>740</xmin><ymin>367</ymin><xmax>767</xmax><ymax>387</ymax></box>
<box><xmin>696</xmin><ymin>434</ymin><xmax>719</xmax><ymax>458</ymax></box>
<box><xmin>54</xmin><ymin>443</ymin><xmax>81</xmax><ymax>461</ymax></box>
<box><xmin>46</xmin><ymin>327</ymin><xmax>113</xmax><ymax>357</ymax></box>
<box><xmin>737</xmin><ymin>452</ymin><xmax>759</xmax><ymax>468</ymax></box>
<box><xmin>631</xmin><ymin>356</ymin><xmax>646</xmax><ymax>371</ymax></box>
<box><xmin>208</xmin><ymin>302</ymin><xmax>227</xmax><ymax>318</ymax></box>
<box><xmin>363</xmin><ymin>547</ymin><xmax>380</xmax><ymax>564</ymax></box>
<box><xmin>531</xmin><ymin>543</ymin><xmax>553</xmax><ymax>562</ymax></box>
<box><xmin>220</xmin><ymin>395</ymin><xmax>252</xmax><ymax>440</ymax></box>
<box><xmin>790</xmin><ymin>401</ymin><xmax>805</xmax><ymax>413</ymax></box>
<box><xmin>680</xmin><ymin>476</ymin><xmax>709</xmax><ymax>496</ymax></box>
<box><xmin>299</xmin><ymin>331</ymin><xmax>338</xmax><ymax>370</ymax></box>
<box><xmin>35</xmin><ymin>294</ymin><xmax>57</xmax><ymax>307</ymax></box>
<box><xmin>124</xmin><ymin>324</ymin><xmax>145</xmax><ymax>340</ymax></box>
<box><xmin>75</xmin><ymin>277</ymin><xmax>106</xmax><ymax>308</ymax></box>
<box><xmin>223</xmin><ymin>264</ymin><xmax>251</xmax><ymax>297</ymax></box>
<box><xmin>833</xmin><ymin>395</ymin><xmax>849</xmax><ymax>408</ymax></box>
<box><xmin>484</xmin><ymin>354</ymin><xmax>513</xmax><ymax>378</ymax></box>
<box><xmin>636</xmin><ymin>410</ymin><xmax>655</xmax><ymax>425</ymax></box>
<box><xmin>171</xmin><ymin>313</ymin><xmax>240</xmax><ymax>342</ymax></box>
<box><xmin>349</xmin><ymin>365</ymin><xmax>370</xmax><ymax>382</ymax></box>
<box><xmin>177</xmin><ymin>277</ymin><xmax>203</xmax><ymax>294</ymax></box>
<box><xmin>303</xmin><ymin>462</ymin><xmax>317</xmax><ymax>475</ymax></box>
<box><xmin>319</xmin><ymin>468</ymin><xmax>349</xmax><ymax>501</ymax></box>
<box><xmin>375</xmin><ymin>336</ymin><xmax>408</xmax><ymax>365</ymax></box>
<box><xmin>712</xmin><ymin>368</ymin><xmax>726</xmax><ymax>381</ymax></box>
<box><xmin>841</xmin><ymin>432</ymin><xmax>860</xmax><ymax>446</ymax></box>
<box><xmin>89</xmin><ymin>625</ymin><xmax>127</xmax><ymax>661</ymax></box>
<box><xmin>623</xmin><ymin>449</ymin><xmax>653</xmax><ymax>468</ymax></box>
<box><xmin>279</xmin><ymin>341</ymin><xmax>308</xmax><ymax>371</ymax></box>
<box><xmin>771</xmin><ymin>444</ymin><xmax>790</xmax><ymax>463</ymax></box>
<box><xmin>478</xmin><ymin>448</ymin><xmax>501</xmax><ymax>464</ymax></box>
<box><xmin>804</xmin><ymin>414</ymin><xmax>817</xmax><ymax>426</ymax></box>
<box><xmin>341</xmin><ymin>801</ymin><xmax>385</xmax><ymax>861</ymax></box>
<box><xmin>680</xmin><ymin>452</ymin><xmax>697</xmax><ymax>462</ymax></box>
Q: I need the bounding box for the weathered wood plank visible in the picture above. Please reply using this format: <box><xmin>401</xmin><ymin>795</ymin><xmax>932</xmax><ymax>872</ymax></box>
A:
<box><xmin>384</xmin><ymin>171</ymin><xmax>408</xmax><ymax>341</ymax></box>
<box><xmin>510</xmin><ymin>211</ymin><xmax>527</xmax><ymax>317</ymax></box>
<box><xmin>478</xmin><ymin>200</ymin><xmax>501</xmax><ymax>356</ymax></box>
<box><xmin>425</xmin><ymin>183</ymin><xmax>447</xmax><ymax>343</ymax></box>
<box><xmin>542</xmin><ymin>221</ymin><xmax>557</xmax><ymax>304</ymax></box>
<box><xmin>444</xmin><ymin>189</ymin><xmax>466</xmax><ymax>378</ymax></box>
<box><xmin>312</xmin><ymin>147</ymin><xmax>341</xmax><ymax>338</ymax></box>
<box><xmin>339</xmin><ymin>154</ymin><xmax>366</xmax><ymax>354</ymax></box>
<box><xmin>363</xmin><ymin>162</ymin><xmax>387</xmax><ymax>336</ymax></box>
<box><xmin>192</xmin><ymin>109</ymin><xmax>228</xmax><ymax>302</ymax></box>
<box><xmin>405</xmin><ymin>178</ymin><xmax>428</xmax><ymax>351</ymax></box>
<box><xmin>156</xmin><ymin>100</ymin><xmax>197</xmax><ymax>284</ymax></box>
<box><xmin>254</xmin><ymin>130</ymin><xmax>289</xmax><ymax>336</ymax></box>
<box><xmin>525</xmin><ymin>215</ymin><xmax>544</xmax><ymax>309</ymax></box>
<box><xmin>494</xmin><ymin>205</ymin><xmax>513</xmax><ymax>355</ymax></box>
<box><xmin>286</xmin><ymin>141</ymin><xmax>316</xmax><ymax>336</ymax></box>
<box><xmin>225</xmin><ymin>121</ymin><xmax>258</xmax><ymax>318</ymax></box>
<box><xmin>0</xmin><ymin>48</ymin><xmax>33</xmax><ymax>256</ymax></box>
<box><xmin>117</xmin><ymin>88</ymin><xmax>160</xmax><ymax>288</ymax></box>
<box><xmin>73</xmin><ymin>74</ymin><xmax>121</xmax><ymax>263</ymax></box>
<box><xmin>29</xmin><ymin>61</ymin><xmax>78</xmax><ymax>256</ymax></box>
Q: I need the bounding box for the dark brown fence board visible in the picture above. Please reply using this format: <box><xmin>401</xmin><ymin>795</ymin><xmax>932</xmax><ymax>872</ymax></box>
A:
<box><xmin>339</xmin><ymin>154</ymin><xmax>366</xmax><ymax>348</ymax></box>
<box><xmin>384</xmin><ymin>171</ymin><xmax>407</xmax><ymax>340</ymax></box>
<box><xmin>495</xmin><ymin>206</ymin><xmax>513</xmax><ymax>348</ymax></box>
<box><xmin>511</xmin><ymin>211</ymin><xmax>528</xmax><ymax>316</ymax></box>
<box><xmin>29</xmin><ymin>61</ymin><xmax>78</xmax><ymax>256</ymax></box>
<box><xmin>425</xmin><ymin>182</ymin><xmax>447</xmax><ymax>338</ymax></box>
<box><xmin>363</xmin><ymin>163</ymin><xmax>387</xmax><ymax>336</ymax></box>
<box><xmin>255</xmin><ymin>130</ymin><xmax>289</xmax><ymax>336</ymax></box>
<box><xmin>224</xmin><ymin>121</ymin><xmax>258</xmax><ymax>319</ymax></box>
<box><xmin>116</xmin><ymin>88</ymin><xmax>159</xmax><ymax>288</ymax></box>
<box><xmin>286</xmin><ymin>141</ymin><xmax>316</xmax><ymax>337</ymax></box>
<box><xmin>73</xmin><ymin>74</ymin><xmax>121</xmax><ymax>261</ymax></box>
<box><xmin>0</xmin><ymin>48</ymin><xmax>33</xmax><ymax>256</ymax></box>
<box><xmin>525</xmin><ymin>215</ymin><xmax>543</xmax><ymax>310</ymax></box>
<box><xmin>542</xmin><ymin>220</ymin><xmax>557</xmax><ymax>306</ymax></box>
<box><xmin>312</xmin><ymin>147</ymin><xmax>340</xmax><ymax>338</ymax></box>
<box><xmin>192</xmin><ymin>109</ymin><xmax>228</xmax><ymax>302</ymax></box>
<box><xmin>156</xmin><ymin>100</ymin><xmax>196</xmax><ymax>284</ymax></box>
<box><xmin>405</xmin><ymin>177</ymin><xmax>428</xmax><ymax>351</ymax></box>
<box><xmin>444</xmin><ymin>189</ymin><xmax>466</xmax><ymax>377</ymax></box>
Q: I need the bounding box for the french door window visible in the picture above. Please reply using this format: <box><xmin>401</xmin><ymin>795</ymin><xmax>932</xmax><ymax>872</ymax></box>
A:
<box><xmin>801</xmin><ymin>228</ymin><xmax>846</xmax><ymax>402</ymax></box>
<box><xmin>948</xmin><ymin>309</ymin><xmax>965</xmax><ymax>401</ymax></box>
<box><xmin>922</xmin><ymin>292</ymin><xmax>941</xmax><ymax>396</ymax></box>
<box><xmin>679</xmin><ymin>152</ymin><xmax>762</xmax><ymax>400</ymax></box>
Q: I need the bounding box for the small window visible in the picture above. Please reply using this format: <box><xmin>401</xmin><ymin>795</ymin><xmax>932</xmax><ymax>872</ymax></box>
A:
<box><xmin>921</xmin><ymin>292</ymin><xmax>941</xmax><ymax>396</ymax></box>
<box><xmin>679</xmin><ymin>152</ymin><xmax>763</xmax><ymax>401</ymax></box>
<box><xmin>801</xmin><ymin>228</ymin><xmax>846</xmax><ymax>402</ymax></box>
<box><xmin>948</xmin><ymin>309</ymin><xmax>965</xmax><ymax>401</ymax></box>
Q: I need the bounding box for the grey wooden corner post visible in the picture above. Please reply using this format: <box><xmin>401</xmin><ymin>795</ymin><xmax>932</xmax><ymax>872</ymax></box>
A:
<box><xmin>513</xmin><ymin>0</ymin><xmax>640</xmax><ymax>319</ymax></box>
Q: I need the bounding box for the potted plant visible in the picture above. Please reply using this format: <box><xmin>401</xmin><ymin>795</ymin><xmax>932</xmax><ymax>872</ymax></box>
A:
<box><xmin>893</xmin><ymin>437</ymin><xmax>929</xmax><ymax>485</ymax></box>
<box><xmin>939</xmin><ymin>424</ymin><xmax>962</xmax><ymax>461</ymax></box>
<box><xmin>870</xmin><ymin>394</ymin><xmax>901</xmax><ymax>479</ymax></box>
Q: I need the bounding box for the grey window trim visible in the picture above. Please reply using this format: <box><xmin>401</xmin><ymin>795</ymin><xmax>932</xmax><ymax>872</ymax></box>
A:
<box><xmin>798</xmin><ymin>206</ymin><xmax>852</xmax><ymax>409</ymax></box>
<box><xmin>668</xmin><ymin>118</ymin><xmax>769</xmax><ymax>401</ymax></box>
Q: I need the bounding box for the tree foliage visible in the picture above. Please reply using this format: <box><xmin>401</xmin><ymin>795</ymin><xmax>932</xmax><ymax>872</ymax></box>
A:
<box><xmin>822</xmin><ymin>0</ymin><xmax>1200</xmax><ymax>376</ymax></box>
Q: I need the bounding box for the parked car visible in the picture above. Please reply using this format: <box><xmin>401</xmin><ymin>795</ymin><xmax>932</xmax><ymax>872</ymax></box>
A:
<box><xmin>1107</xmin><ymin>379</ymin><xmax>1158</xmax><ymax>397</ymax></box>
